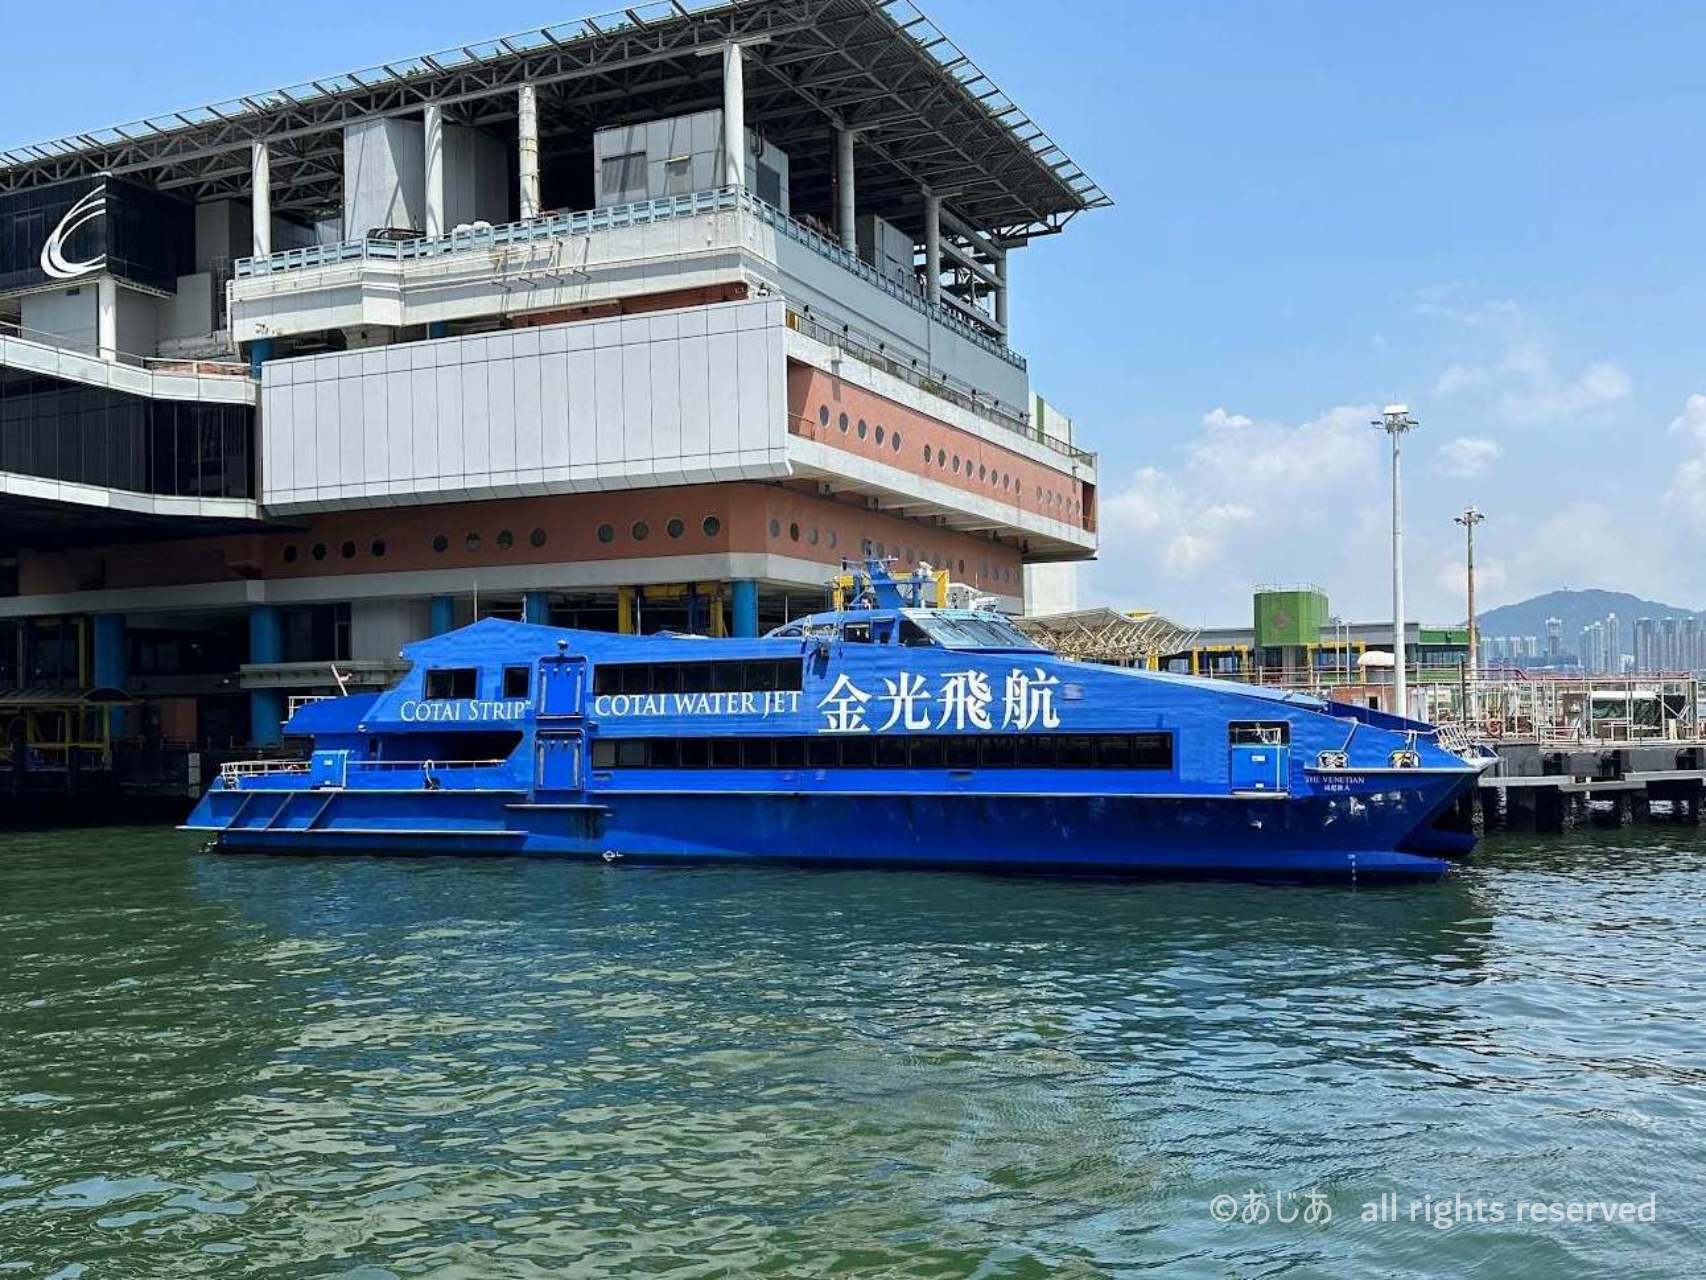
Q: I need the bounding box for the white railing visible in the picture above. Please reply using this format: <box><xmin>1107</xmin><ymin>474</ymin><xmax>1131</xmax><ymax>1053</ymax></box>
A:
<box><xmin>0</xmin><ymin>318</ymin><xmax>249</xmax><ymax>378</ymax></box>
<box><xmin>219</xmin><ymin>759</ymin><xmax>311</xmax><ymax>782</ymax></box>
<box><xmin>232</xmin><ymin>187</ymin><xmax>1025</xmax><ymax>370</ymax></box>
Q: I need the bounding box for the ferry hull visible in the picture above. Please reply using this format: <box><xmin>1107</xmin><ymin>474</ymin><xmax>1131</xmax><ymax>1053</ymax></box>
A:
<box><xmin>190</xmin><ymin>779</ymin><xmax>1473</xmax><ymax>882</ymax></box>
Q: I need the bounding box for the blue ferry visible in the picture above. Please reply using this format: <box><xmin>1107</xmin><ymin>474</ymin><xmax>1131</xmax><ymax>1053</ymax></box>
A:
<box><xmin>184</xmin><ymin>561</ymin><xmax>1488</xmax><ymax>881</ymax></box>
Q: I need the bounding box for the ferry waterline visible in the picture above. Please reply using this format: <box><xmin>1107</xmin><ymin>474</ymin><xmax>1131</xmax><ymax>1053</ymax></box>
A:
<box><xmin>185</xmin><ymin>562</ymin><xmax>1489</xmax><ymax>881</ymax></box>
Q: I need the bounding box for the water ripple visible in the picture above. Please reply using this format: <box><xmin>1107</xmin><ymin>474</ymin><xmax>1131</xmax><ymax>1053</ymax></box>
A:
<box><xmin>1</xmin><ymin>827</ymin><xmax>1703</xmax><ymax>1276</ymax></box>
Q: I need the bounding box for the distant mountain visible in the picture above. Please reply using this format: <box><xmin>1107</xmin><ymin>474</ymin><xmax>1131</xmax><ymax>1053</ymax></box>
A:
<box><xmin>1476</xmin><ymin>589</ymin><xmax>1704</xmax><ymax>643</ymax></box>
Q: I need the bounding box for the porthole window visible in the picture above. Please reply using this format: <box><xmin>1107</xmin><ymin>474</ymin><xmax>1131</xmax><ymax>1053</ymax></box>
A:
<box><xmin>311</xmin><ymin>543</ymin><xmax>327</xmax><ymax>561</ymax></box>
<box><xmin>818</xmin><ymin>405</ymin><xmax>830</xmax><ymax>426</ymax></box>
<box><xmin>808</xmin><ymin>527</ymin><xmax>820</xmax><ymax>545</ymax></box>
<box><xmin>789</xmin><ymin>522</ymin><xmax>800</xmax><ymax>542</ymax></box>
<box><xmin>769</xmin><ymin>518</ymin><xmax>782</xmax><ymax>538</ymax></box>
<box><xmin>465</xmin><ymin>532</ymin><xmax>481</xmax><ymax>552</ymax></box>
<box><xmin>632</xmin><ymin>521</ymin><xmax>650</xmax><ymax>541</ymax></box>
<box><xmin>497</xmin><ymin>529</ymin><xmax>515</xmax><ymax>550</ymax></box>
<box><xmin>340</xmin><ymin>540</ymin><xmax>356</xmax><ymax>560</ymax></box>
<box><xmin>891</xmin><ymin>432</ymin><xmax>902</xmax><ymax>452</ymax></box>
<box><xmin>596</xmin><ymin>523</ymin><xmax>615</xmax><ymax>544</ymax></box>
<box><xmin>857</xmin><ymin>418</ymin><xmax>868</xmax><ymax>439</ymax></box>
<box><xmin>874</xmin><ymin>425</ymin><xmax>885</xmax><ymax>445</ymax></box>
<box><xmin>370</xmin><ymin>538</ymin><xmax>387</xmax><ymax>558</ymax></box>
<box><xmin>827</xmin><ymin>530</ymin><xmax>838</xmax><ymax>549</ymax></box>
<box><xmin>958</xmin><ymin>559</ymin><xmax>966</xmax><ymax>573</ymax></box>
<box><xmin>861</xmin><ymin>538</ymin><xmax>873</xmax><ymax>555</ymax></box>
<box><xmin>666</xmin><ymin>517</ymin><xmax>685</xmax><ymax>539</ymax></box>
<box><xmin>952</xmin><ymin>455</ymin><xmax>961</xmax><ymax>473</ymax></box>
<box><xmin>939</xmin><ymin>452</ymin><xmax>946</xmax><ymax>469</ymax></box>
<box><xmin>432</xmin><ymin>534</ymin><xmax>449</xmax><ymax>554</ymax></box>
<box><xmin>530</xmin><ymin>528</ymin><xmax>547</xmax><ymax>548</ymax></box>
<box><xmin>876</xmin><ymin>541</ymin><xmax>885</xmax><ymax>557</ymax></box>
<box><xmin>838</xmin><ymin>412</ymin><xmax>849</xmax><ymax>433</ymax></box>
<box><xmin>702</xmin><ymin>515</ymin><xmax>722</xmax><ymax>537</ymax></box>
<box><xmin>283</xmin><ymin>545</ymin><xmax>299</xmax><ymax>564</ymax></box>
<box><xmin>924</xmin><ymin>444</ymin><xmax>933</xmax><ymax>464</ymax></box>
<box><xmin>978</xmin><ymin>464</ymin><xmax>987</xmax><ymax>482</ymax></box>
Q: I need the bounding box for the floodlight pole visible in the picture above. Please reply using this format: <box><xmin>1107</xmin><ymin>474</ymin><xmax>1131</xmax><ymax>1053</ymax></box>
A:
<box><xmin>1455</xmin><ymin>505</ymin><xmax>1485</xmax><ymax>718</ymax></box>
<box><xmin>1373</xmin><ymin>406</ymin><xmax>1419</xmax><ymax>718</ymax></box>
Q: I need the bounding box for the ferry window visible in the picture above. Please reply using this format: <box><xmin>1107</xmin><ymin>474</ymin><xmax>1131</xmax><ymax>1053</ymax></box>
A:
<box><xmin>844</xmin><ymin>622</ymin><xmax>873</xmax><ymax>644</ymax></box>
<box><xmin>745</xmin><ymin>660</ymin><xmax>778</xmax><ymax>691</ymax></box>
<box><xmin>713</xmin><ymin>662</ymin><xmax>743</xmax><ymax>693</ymax></box>
<box><xmin>502</xmin><ymin>666</ymin><xmax>530</xmax><ymax>698</ymax></box>
<box><xmin>980</xmin><ymin>736</ymin><xmax>1017</xmax><ymax>767</ymax></box>
<box><xmin>1057</xmin><ymin>735</ymin><xmax>1095</xmax><ymax>767</ymax></box>
<box><xmin>842</xmin><ymin>737</ymin><xmax>876</xmax><ymax>768</ymax></box>
<box><xmin>591</xmin><ymin>741</ymin><xmax>617</xmax><ymax>769</ymax></box>
<box><xmin>683</xmin><ymin>663</ymin><xmax>713</xmax><ymax>693</ymax></box>
<box><xmin>1018</xmin><ymin>735</ymin><xmax>1055</xmax><ymax>768</ymax></box>
<box><xmin>616</xmin><ymin>740</ymin><xmax>646</xmax><ymax>768</ymax></box>
<box><xmin>742</xmin><ymin>738</ymin><xmax>774</xmax><ymax>768</ymax></box>
<box><xmin>1097</xmin><ymin>734</ymin><xmax>1136</xmax><ymax>768</ymax></box>
<box><xmin>875</xmin><ymin>736</ymin><xmax>909</xmax><ymax>768</ymax></box>
<box><xmin>1230</xmin><ymin>720</ymin><xmax>1290</xmax><ymax>746</ymax></box>
<box><xmin>651</xmin><ymin>664</ymin><xmax>682</xmax><ymax>694</ymax></box>
<box><xmin>900</xmin><ymin>618</ymin><xmax>934</xmax><ymax>647</ymax></box>
<box><xmin>944</xmin><ymin>737</ymin><xmax>978</xmax><ymax>768</ymax></box>
<box><xmin>909</xmin><ymin>736</ymin><xmax>945</xmax><ymax>767</ymax></box>
<box><xmin>711</xmin><ymin>738</ymin><xmax>741</xmax><ymax>768</ymax></box>
<box><xmin>426</xmin><ymin>668</ymin><xmax>477</xmax><ymax>700</ymax></box>
<box><xmin>774</xmin><ymin>738</ymin><xmax>806</xmax><ymax>768</ymax></box>
<box><xmin>649</xmin><ymin>738</ymin><xmax>679</xmax><ymax>768</ymax></box>
<box><xmin>808</xmin><ymin>737</ymin><xmax>839</xmax><ymax>768</ymax></box>
<box><xmin>680</xmin><ymin>738</ymin><xmax>710</xmax><ymax>769</ymax></box>
<box><xmin>1133</xmin><ymin>733</ymin><xmax>1174</xmax><ymax>769</ymax></box>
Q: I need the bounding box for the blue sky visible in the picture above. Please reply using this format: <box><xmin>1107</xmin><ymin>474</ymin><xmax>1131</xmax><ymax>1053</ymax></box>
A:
<box><xmin>4</xmin><ymin>1</ymin><xmax>1700</xmax><ymax>625</ymax></box>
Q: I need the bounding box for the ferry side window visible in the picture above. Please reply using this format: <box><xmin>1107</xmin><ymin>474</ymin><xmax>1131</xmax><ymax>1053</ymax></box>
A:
<box><xmin>899</xmin><ymin>618</ymin><xmax>933</xmax><ymax>647</ymax></box>
<box><xmin>710</xmin><ymin>738</ymin><xmax>742</xmax><ymax>768</ymax></box>
<box><xmin>713</xmin><ymin>662</ymin><xmax>743</xmax><ymax>693</ymax></box>
<box><xmin>871</xmin><ymin>620</ymin><xmax>895</xmax><ymax>645</ymax></box>
<box><xmin>843</xmin><ymin>621</ymin><xmax>873</xmax><ymax>644</ymax></box>
<box><xmin>426</xmin><ymin>668</ymin><xmax>477</xmax><ymax>699</ymax></box>
<box><xmin>679</xmin><ymin>738</ymin><xmax>710</xmax><ymax>769</ymax></box>
<box><xmin>591</xmin><ymin>741</ymin><xmax>617</xmax><ymax>769</ymax></box>
<box><xmin>683</xmin><ymin>663</ymin><xmax>713</xmax><ymax>694</ymax></box>
<box><xmin>1229</xmin><ymin>720</ymin><xmax>1290</xmax><ymax>746</ymax></box>
<box><xmin>745</xmin><ymin>660</ymin><xmax>779</xmax><ymax>692</ymax></box>
<box><xmin>502</xmin><ymin>665</ymin><xmax>530</xmax><ymax>699</ymax></box>
<box><xmin>875</xmin><ymin>736</ymin><xmax>909</xmax><ymax>768</ymax></box>
<box><xmin>774</xmin><ymin>738</ymin><xmax>806</xmax><ymax>768</ymax></box>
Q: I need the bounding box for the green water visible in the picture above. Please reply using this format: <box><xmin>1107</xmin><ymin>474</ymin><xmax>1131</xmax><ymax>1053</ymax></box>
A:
<box><xmin>1</xmin><ymin>829</ymin><xmax>1702</xmax><ymax>1278</ymax></box>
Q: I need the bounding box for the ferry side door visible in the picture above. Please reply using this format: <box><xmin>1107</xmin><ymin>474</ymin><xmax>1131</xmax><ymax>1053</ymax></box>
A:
<box><xmin>535</xmin><ymin>653</ymin><xmax>588</xmax><ymax>794</ymax></box>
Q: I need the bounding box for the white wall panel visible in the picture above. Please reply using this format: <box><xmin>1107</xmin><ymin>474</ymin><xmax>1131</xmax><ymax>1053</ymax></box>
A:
<box><xmin>260</xmin><ymin>296</ymin><xmax>789</xmax><ymax>511</ymax></box>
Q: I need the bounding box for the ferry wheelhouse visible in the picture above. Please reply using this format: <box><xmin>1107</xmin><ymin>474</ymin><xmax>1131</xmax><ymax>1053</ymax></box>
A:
<box><xmin>185</xmin><ymin>562</ymin><xmax>1488</xmax><ymax>881</ymax></box>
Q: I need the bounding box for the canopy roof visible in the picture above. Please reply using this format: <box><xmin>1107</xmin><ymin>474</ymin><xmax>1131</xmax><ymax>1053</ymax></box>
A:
<box><xmin>0</xmin><ymin>0</ymin><xmax>1109</xmax><ymax>241</ymax></box>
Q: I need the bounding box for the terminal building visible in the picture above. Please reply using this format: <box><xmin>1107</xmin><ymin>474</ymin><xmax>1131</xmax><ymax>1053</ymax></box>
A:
<box><xmin>0</xmin><ymin>0</ymin><xmax>1106</xmax><ymax>764</ymax></box>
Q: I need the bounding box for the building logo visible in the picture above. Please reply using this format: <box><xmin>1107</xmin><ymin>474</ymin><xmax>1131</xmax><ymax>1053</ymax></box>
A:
<box><xmin>40</xmin><ymin>183</ymin><xmax>108</xmax><ymax>281</ymax></box>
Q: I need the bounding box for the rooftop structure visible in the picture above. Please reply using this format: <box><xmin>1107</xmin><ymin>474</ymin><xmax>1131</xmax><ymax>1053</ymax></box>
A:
<box><xmin>0</xmin><ymin>0</ymin><xmax>1107</xmax><ymax>756</ymax></box>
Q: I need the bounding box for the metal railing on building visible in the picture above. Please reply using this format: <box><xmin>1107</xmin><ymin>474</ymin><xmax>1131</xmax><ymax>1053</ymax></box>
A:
<box><xmin>0</xmin><ymin>318</ymin><xmax>248</xmax><ymax>378</ymax></box>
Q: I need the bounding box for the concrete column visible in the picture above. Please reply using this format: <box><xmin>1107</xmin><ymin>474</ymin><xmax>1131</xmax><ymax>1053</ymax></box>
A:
<box><xmin>522</xmin><ymin>590</ymin><xmax>550</xmax><ymax>626</ymax></box>
<box><xmin>424</xmin><ymin>104</ymin><xmax>446</xmax><ymax>238</ymax></box>
<box><xmin>251</xmin><ymin>141</ymin><xmax>272</xmax><ymax>259</ymax></box>
<box><xmin>518</xmin><ymin>84</ymin><xmax>541</xmax><ymax>220</ymax></box>
<box><xmin>721</xmin><ymin>43</ymin><xmax>745</xmax><ymax>189</ymax></box>
<box><xmin>248</xmin><ymin>604</ymin><xmax>285</xmax><ymax>749</ymax></box>
<box><xmin>923</xmin><ymin>193</ymin><xmax>942</xmax><ymax>305</ymax></box>
<box><xmin>994</xmin><ymin>246</ymin><xmax>1009</xmax><ymax>332</ymax></box>
<box><xmin>96</xmin><ymin>276</ymin><xmax>117</xmax><ymax>361</ymax></box>
<box><xmin>732</xmin><ymin>580</ymin><xmax>759</xmax><ymax>638</ymax></box>
<box><xmin>837</xmin><ymin>128</ymin><xmax>857</xmax><ymax>253</ymax></box>
<box><xmin>429</xmin><ymin>595</ymin><xmax>456</xmax><ymax>636</ymax></box>
<box><xmin>92</xmin><ymin>614</ymin><xmax>126</xmax><ymax>689</ymax></box>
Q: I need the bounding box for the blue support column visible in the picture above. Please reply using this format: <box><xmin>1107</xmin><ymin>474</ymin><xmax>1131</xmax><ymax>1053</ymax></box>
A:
<box><xmin>248</xmin><ymin>604</ymin><xmax>285</xmax><ymax>749</ymax></box>
<box><xmin>427</xmin><ymin>321</ymin><xmax>450</xmax><ymax>339</ymax></box>
<box><xmin>429</xmin><ymin>595</ymin><xmax>456</xmax><ymax>636</ymax></box>
<box><xmin>522</xmin><ymin>590</ymin><xmax>550</xmax><ymax>626</ymax></box>
<box><xmin>732</xmin><ymin>580</ymin><xmax>759</xmax><ymax>638</ymax></box>
<box><xmin>247</xmin><ymin>337</ymin><xmax>275</xmax><ymax>380</ymax></box>
<box><xmin>92</xmin><ymin>614</ymin><xmax>126</xmax><ymax>689</ymax></box>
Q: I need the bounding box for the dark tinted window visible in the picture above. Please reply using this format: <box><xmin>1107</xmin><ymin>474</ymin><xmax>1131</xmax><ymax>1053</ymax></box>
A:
<box><xmin>425</xmin><ymin>668</ymin><xmax>477</xmax><ymax>699</ymax></box>
<box><xmin>594</xmin><ymin>659</ymin><xmax>803</xmax><ymax>696</ymax></box>
<box><xmin>588</xmin><ymin>734</ymin><xmax>1175</xmax><ymax>771</ymax></box>
<box><xmin>502</xmin><ymin>665</ymin><xmax>530</xmax><ymax>699</ymax></box>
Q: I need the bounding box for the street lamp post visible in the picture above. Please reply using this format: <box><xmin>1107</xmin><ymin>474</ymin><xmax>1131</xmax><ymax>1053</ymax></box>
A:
<box><xmin>1455</xmin><ymin>505</ymin><xmax>1485</xmax><ymax>720</ymax></box>
<box><xmin>1373</xmin><ymin>406</ymin><xmax>1419</xmax><ymax>718</ymax></box>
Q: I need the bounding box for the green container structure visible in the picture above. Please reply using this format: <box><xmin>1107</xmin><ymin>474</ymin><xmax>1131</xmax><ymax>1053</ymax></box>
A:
<box><xmin>1253</xmin><ymin>586</ymin><xmax>1330</xmax><ymax>650</ymax></box>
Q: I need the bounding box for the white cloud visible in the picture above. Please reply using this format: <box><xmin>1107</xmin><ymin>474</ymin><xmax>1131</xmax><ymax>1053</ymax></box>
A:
<box><xmin>1435</xmin><ymin>436</ymin><xmax>1503</xmax><ymax>479</ymax></box>
<box><xmin>1426</xmin><ymin>298</ymin><xmax>1631</xmax><ymax>424</ymax></box>
<box><xmin>1663</xmin><ymin>394</ymin><xmax>1706</xmax><ymax>530</ymax></box>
